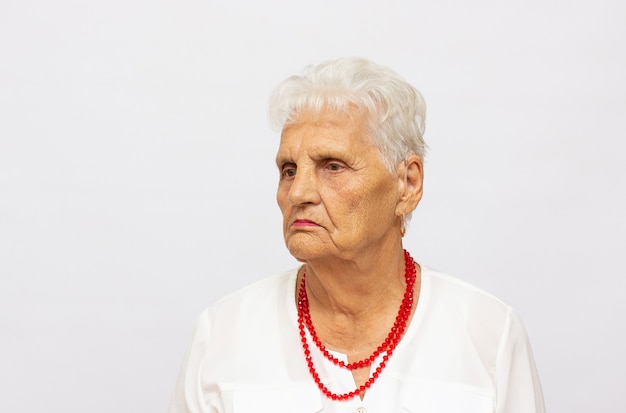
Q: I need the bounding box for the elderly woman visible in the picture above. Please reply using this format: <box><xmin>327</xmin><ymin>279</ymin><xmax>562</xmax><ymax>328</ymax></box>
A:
<box><xmin>168</xmin><ymin>58</ymin><xmax>545</xmax><ymax>413</ymax></box>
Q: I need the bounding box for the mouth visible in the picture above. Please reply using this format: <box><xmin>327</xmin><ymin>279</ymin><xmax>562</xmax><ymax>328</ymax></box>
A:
<box><xmin>291</xmin><ymin>219</ymin><xmax>319</xmax><ymax>228</ymax></box>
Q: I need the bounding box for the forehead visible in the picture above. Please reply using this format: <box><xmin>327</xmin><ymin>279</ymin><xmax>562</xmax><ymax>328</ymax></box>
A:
<box><xmin>277</xmin><ymin>108</ymin><xmax>371</xmax><ymax>154</ymax></box>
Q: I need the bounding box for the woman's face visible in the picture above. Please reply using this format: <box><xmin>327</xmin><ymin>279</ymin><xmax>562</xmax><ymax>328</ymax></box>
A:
<box><xmin>276</xmin><ymin>108</ymin><xmax>403</xmax><ymax>263</ymax></box>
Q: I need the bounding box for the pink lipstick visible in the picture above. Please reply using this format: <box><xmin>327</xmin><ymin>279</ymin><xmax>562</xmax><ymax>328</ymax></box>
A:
<box><xmin>293</xmin><ymin>219</ymin><xmax>318</xmax><ymax>227</ymax></box>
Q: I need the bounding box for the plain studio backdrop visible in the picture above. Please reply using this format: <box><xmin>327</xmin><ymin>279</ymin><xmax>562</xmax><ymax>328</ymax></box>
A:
<box><xmin>1</xmin><ymin>1</ymin><xmax>625</xmax><ymax>412</ymax></box>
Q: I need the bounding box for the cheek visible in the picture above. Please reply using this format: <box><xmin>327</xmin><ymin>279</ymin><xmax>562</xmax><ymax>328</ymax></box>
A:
<box><xmin>276</xmin><ymin>185</ymin><xmax>289</xmax><ymax>213</ymax></box>
<box><xmin>326</xmin><ymin>186</ymin><xmax>377</xmax><ymax>226</ymax></box>
<box><xmin>349</xmin><ymin>180</ymin><xmax>398</xmax><ymax>221</ymax></box>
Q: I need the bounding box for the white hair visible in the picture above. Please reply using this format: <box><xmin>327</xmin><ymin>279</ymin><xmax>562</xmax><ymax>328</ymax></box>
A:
<box><xmin>269</xmin><ymin>57</ymin><xmax>428</xmax><ymax>172</ymax></box>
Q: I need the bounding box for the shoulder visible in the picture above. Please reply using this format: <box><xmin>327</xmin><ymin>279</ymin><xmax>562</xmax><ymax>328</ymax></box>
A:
<box><xmin>423</xmin><ymin>266</ymin><xmax>510</xmax><ymax>308</ymax></box>
<box><xmin>420</xmin><ymin>266</ymin><xmax>515</xmax><ymax>336</ymax></box>
<box><xmin>417</xmin><ymin>269</ymin><xmax>545</xmax><ymax>411</ymax></box>
<box><xmin>415</xmin><ymin>267</ymin><xmax>539</xmax><ymax>387</ymax></box>
<box><xmin>200</xmin><ymin>268</ymin><xmax>298</xmax><ymax>325</ymax></box>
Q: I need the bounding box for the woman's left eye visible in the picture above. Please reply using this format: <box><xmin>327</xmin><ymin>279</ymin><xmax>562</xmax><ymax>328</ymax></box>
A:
<box><xmin>326</xmin><ymin>162</ymin><xmax>344</xmax><ymax>171</ymax></box>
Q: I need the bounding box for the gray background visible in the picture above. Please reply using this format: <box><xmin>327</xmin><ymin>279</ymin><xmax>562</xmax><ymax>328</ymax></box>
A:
<box><xmin>1</xmin><ymin>0</ymin><xmax>625</xmax><ymax>411</ymax></box>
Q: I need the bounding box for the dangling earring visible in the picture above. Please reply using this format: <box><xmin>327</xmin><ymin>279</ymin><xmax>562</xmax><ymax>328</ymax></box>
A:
<box><xmin>400</xmin><ymin>158</ymin><xmax>410</xmax><ymax>238</ymax></box>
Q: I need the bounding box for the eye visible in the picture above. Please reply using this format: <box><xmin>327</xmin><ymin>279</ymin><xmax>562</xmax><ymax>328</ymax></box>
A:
<box><xmin>325</xmin><ymin>161</ymin><xmax>345</xmax><ymax>172</ymax></box>
<box><xmin>281</xmin><ymin>164</ymin><xmax>297</xmax><ymax>179</ymax></box>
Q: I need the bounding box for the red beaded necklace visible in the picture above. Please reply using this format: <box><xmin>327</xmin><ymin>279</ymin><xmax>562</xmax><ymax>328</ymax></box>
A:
<box><xmin>296</xmin><ymin>249</ymin><xmax>417</xmax><ymax>401</ymax></box>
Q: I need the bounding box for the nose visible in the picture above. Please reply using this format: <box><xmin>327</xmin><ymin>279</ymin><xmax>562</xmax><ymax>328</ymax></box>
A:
<box><xmin>288</xmin><ymin>166</ymin><xmax>320</xmax><ymax>205</ymax></box>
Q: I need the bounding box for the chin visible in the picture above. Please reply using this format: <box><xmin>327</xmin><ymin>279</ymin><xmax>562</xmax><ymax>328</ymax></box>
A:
<box><xmin>285</xmin><ymin>237</ymin><xmax>329</xmax><ymax>263</ymax></box>
<box><xmin>286</xmin><ymin>245</ymin><xmax>316</xmax><ymax>263</ymax></box>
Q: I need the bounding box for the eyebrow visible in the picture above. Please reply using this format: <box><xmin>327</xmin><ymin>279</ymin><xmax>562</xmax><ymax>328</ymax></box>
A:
<box><xmin>275</xmin><ymin>154</ymin><xmax>293</xmax><ymax>167</ymax></box>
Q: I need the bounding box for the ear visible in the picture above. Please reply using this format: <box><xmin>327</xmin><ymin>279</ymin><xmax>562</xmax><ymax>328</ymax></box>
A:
<box><xmin>395</xmin><ymin>154</ymin><xmax>424</xmax><ymax>216</ymax></box>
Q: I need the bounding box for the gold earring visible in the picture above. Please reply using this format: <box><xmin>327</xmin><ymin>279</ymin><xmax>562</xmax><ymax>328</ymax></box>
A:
<box><xmin>400</xmin><ymin>214</ymin><xmax>407</xmax><ymax>237</ymax></box>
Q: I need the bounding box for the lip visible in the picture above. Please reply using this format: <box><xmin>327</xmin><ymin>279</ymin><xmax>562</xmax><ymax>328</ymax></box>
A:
<box><xmin>292</xmin><ymin>219</ymin><xmax>319</xmax><ymax>228</ymax></box>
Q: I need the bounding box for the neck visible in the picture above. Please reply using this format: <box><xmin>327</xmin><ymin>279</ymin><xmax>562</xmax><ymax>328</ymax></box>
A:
<box><xmin>300</xmin><ymin>246</ymin><xmax>408</xmax><ymax>319</ymax></box>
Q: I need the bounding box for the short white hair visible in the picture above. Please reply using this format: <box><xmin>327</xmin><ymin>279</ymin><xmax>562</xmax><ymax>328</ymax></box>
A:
<box><xmin>269</xmin><ymin>57</ymin><xmax>428</xmax><ymax>172</ymax></box>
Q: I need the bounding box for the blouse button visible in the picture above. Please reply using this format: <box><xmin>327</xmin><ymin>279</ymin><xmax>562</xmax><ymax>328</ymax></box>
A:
<box><xmin>356</xmin><ymin>408</ymin><xmax>367</xmax><ymax>413</ymax></box>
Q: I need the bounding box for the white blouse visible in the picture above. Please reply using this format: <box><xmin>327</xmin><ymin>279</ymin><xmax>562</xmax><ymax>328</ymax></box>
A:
<box><xmin>168</xmin><ymin>266</ymin><xmax>545</xmax><ymax>413</ymax></box>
